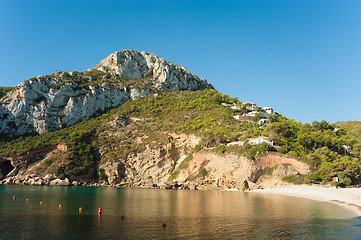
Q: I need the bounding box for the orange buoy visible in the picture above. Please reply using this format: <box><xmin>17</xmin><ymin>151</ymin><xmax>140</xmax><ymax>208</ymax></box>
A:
<box><xmin>58</xmin><ymin>204</ymin><xmax>62</xmax><ymax>210</ymax></box>
<box><xmin>26</xmin><ymin>198</ymin><xmax>29</xmax><ymax>203</ymax></box>
<box><xmin>40</xmin><ymin>201</ymin><xmax>44</xmax><ymax>206</ymax></box>
<box><xmin>79</xmin><ymin>207</ymin><xmax>83</xmax><ymax>213</ymax></box>
<box><xmin>98</xmin><ymin>208</ymin><xmax>102</xmax><ymax>215</ymax></box>
<box><xmin>162</xmin><ymin>222</ymin><xmax>167</xmax><ymax>227</ymax></box>
<box><xmin>13</xmin><ymin>195</ymin><xmax>16</xmax><ymax>200</ymax></box>
<box><xmin>120</xmin><ymin>214</ymin><xmax>125</xmax><ymax>219</ymax></box>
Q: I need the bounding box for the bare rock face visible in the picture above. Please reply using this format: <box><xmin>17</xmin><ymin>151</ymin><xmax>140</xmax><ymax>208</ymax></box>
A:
<box><xmin>90</xmin><ymin>49</ymin><xmax>212</xmax><ymax>92</ymax></box>
<box><xmin>100</xmin><ymin>134</ymin><xmax>202</xmax><ymax>187</ymax></box>
<box><xmin>272</xmin><ymin>163</ymin><xmax>299</xmax><ymax>177</ymax></box>
<box><xmin>171</xmin><ymin>151</ymin><xmax>265</xmax><ymax>190</ymax></box>
<box><xmin>99</xmin><ymin>162</ymin><xmax>125</xmax><ymax>184</ymax></box>
<box><xmin>0</xmin><ymin>49</ymin><xmax>213</xmax><ymax>136</ymax></box>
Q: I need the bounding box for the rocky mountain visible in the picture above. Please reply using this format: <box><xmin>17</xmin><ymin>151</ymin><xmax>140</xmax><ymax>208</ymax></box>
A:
<box><xmin>0</xmin><ymin>89</ymin><xmax>312</xmax><ymax>190</ymax></box>
<box><xmin>0</xmin><ymin>50</ymin><xmax>359</xmax><ymax>190</ymax></box>
<box><xmin>0</xmin><ymin>49</ymin><xmax>213</xmax><ymax>137</ymax></box>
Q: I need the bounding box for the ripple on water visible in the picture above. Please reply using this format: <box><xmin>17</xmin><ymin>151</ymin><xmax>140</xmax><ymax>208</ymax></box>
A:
<box><xmin>0</xmin><ymin>185</ymin><xmax>360</xmax><ymax>239</ymax></box>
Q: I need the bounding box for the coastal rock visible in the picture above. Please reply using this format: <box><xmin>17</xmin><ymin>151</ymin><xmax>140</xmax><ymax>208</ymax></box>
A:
<box><xmin>49</xmin><ymin>178</ymin><xmax>70</xmax><ymax>186</ymax></box>
<box><xmin>165</xmin><ymin>180</ymin><xmax>177</xmax><ymax>189</ymax></box>
<box><xmin>4</xmin><ymin>177</ymin><xmax>14</xmax><ymax>185</ymax></box>
<box><xmin>0</xmin><ymin>50</ymin><xmax>213</xmax><ymax>136</ymax></box>
<box><xmin>14</xmin><ymin>179</ymin><xmax>22</xmax><ymax>185</ymax></box>
<box><xmin>43</xmin><ymin>174</ymin><xmax>55</xmax><ymax>181</ymax></box>
<box><xmin>72</xmin><ymin>181</ymin><xmax>79</xmax><ymax>186</ymax></box>
<box><xmin>34</xmin><ymin>179</ymin><xmax>44</xmax><ymax>186</ymax></box>
<box><xmin>240</xmin><ymin>180</ymin><xmax>250</xmax><ymax>191</ymax></box>
<box><xmin>25</xmin><ymin>178</ymin><xmax>35</xmax><ymax>185</ymax></box>
<box><xmin>49</xmin><ymin>179</ymin><xmax>58</xmax><ymax>186</ymax></box>
<box><xmin>100</xmin><ymin>162</ymin><xmax>125</xmax><ymax>184</ymax></box>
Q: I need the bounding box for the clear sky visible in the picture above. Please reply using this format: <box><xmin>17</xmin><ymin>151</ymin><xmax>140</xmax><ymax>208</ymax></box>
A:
<box><xmin>1</xmin><ymin>0</ymin><xmax>360</xmax><ymax>123</ymax></box>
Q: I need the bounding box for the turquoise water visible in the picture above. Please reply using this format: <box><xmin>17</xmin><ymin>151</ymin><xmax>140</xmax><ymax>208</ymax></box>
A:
<box><xmin>0</xmin><ymin>185</ymin><xmax>360</xmax><ymax>239</ymax></box>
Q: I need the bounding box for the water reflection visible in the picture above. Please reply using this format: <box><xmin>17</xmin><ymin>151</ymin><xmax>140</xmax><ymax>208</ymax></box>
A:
<box><xmin>0</xmin><ymin>185</ymin><xmax>360</xmax><ymax>239</ymax></box>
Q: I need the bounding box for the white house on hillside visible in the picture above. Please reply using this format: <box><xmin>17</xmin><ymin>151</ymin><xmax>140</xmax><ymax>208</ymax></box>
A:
<box><xmin>262</xmin><ymin>107</ymin><xmax>273</xmax><ymax>115</ymax></box>
<box><xmin>244</xmin><ymin>111</ymin><xmax>267</xmax><ymax>117</ymax></box>
<box><xmin>230</xmin><ymin>105</ymin><xmax>240</xmax><ymax>110</ymax></box>
<box><xmin>243</xmin><ymin>101</ymin><xmax>257</xmax><ymax>111</ymax></box>
<box><xmin>222</xmin><ymin>102</ymin><xmax>240</xmax><ymax>110</ymax></box>
<box><xmin>226</xmin><ymin>141</ymin><xmax>245</xmax><ymax>147</ymax></box>
<box><xmin>248</xmin><ymin>137</ymin><xmax>273</xmax><ymax>146</ymax></box>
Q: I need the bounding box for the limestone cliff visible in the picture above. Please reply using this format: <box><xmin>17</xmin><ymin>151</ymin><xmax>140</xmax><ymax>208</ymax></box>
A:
<box><xmin>0</xmin><ymin>49</ymin><xmax>213</xmax><ymax>136</ymax></box>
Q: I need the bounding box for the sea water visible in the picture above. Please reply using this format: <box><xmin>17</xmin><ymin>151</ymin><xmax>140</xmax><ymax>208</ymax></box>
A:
<box><xmin>0</xmin><ymin>185</ymin><xmax>360</xmax><ymax>239</ymax></box>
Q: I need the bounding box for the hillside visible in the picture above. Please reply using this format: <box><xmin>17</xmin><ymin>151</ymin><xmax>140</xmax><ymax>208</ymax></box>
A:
<box><xmin>336</xmin><ymin>121</ymin><xmax>361</xmax><ymax>141</ymax></box>
<box><xmin>0</xmin><ymin>89</ymin><xmax>360</xmax><ymax>188</ymax></box>
<box><xmin>0</xmin><ymin>50</ymin><xmax>360</xmax><ymax>189</ymax></box>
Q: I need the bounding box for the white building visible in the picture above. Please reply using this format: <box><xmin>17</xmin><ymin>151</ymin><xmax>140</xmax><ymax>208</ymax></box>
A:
<box><xmin>258</xmin><ymin>118</ymin><xmax>271</xmax><ymax>125</ymax></box>
<box><xmin>248</xmin><ymin>137</ymin><xmax>273</xmax><ymax>146</ymax></box>
<box><xmin>262</xmin><ymin>107</ymin><xmax>273</xmax><ymax>115</ymax></box>
<box><xmin>230</xmin><ymin>105</ymin><xmax>240</xmax><ymax>110</ymax></box>
<box><xmin>244</xmin><ymin>111</ymin><xmax>267</xmax><ymax>117</ymax></box>
<box><xmin>226</xmin><ymin>141</ymin><xmax>245</xmax><ymax>147</ymax></box>
<box><xmin>243</xmin><ymin>101</ymin><xmax>257</xmax><ymax>111</ymax></box>
<box><xmin>222</xmin><ymin>102</ymin><xmax>240</xmax><ymax>110</ymax></box>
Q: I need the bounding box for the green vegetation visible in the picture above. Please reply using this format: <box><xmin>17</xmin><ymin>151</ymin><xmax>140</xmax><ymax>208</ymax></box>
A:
<box><xmin>54</xmin><ymin>129</ymin><xmax>100</xmax><ymax>180</ymax></box>
<box><xmin>198</xmin><ymin>168</ymin><xmax>208</xmax><ymax>178</ymax></box>
<box><xmin>266</xmin><ymin>119</ymin><xmax>361</xmax><ymax>185</ymax></box>
<box><xmin>210</xmin><ymin>142</ymin><xmax>272</xmax><ymax>160</ymax></box>
<box><xmin>168</xmin><ymin>153</ymin><xmax>194</xmax><ymax>180</ymax></box>
<box><xmin>179</xmin><ymin>154</ymin><xmax>193</xmax><ymax>169</ymax></box>
<box><xmin>0</xmin><ymin>87</ymin><xmax>15</xmax><ymax>98</ymax></box>
<box><xmin>98</xmin><ymin>168</ymin><xmax>107</xmax><ymax>181</ymax></box>
<box><xmin>282</xmin><ymin>175</ymin><xmax>305</xmax><ymax>185</ymax></box>
<box><xmin>265</xmin><ymin>164</ymin><xmax>279</xmax><ymax>176</ymax></box>
<box><xmin>44</xmin><ymin>159</ymin><xmax>53</xmax><ymax>167</ymax></box>
<box><xmin>168</xmin><ymin>171</ymin><xmax>179</xmax><ymax>181</ymax></box>
<box><xmin>47</xmin><ymin>70</ymin><xmax>155</xmax><ymax>92</ymax></box>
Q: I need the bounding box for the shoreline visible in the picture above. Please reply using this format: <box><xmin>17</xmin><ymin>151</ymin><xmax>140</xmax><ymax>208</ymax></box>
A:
<box><xmin>3</xmin><ymin>178</ymin><xmax>361</xmax><ymax>217</ymax></box>
<box><xmin>253</xmin><ymin>185</ymin><xmax>361</xmax><ymax>217</ymax></box>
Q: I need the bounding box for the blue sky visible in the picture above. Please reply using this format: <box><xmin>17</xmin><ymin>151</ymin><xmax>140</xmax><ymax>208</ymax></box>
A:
<box><xmin>1</xmin><ymin>0</ymin><xmax>360</xmax><ymax>123</ymax></box>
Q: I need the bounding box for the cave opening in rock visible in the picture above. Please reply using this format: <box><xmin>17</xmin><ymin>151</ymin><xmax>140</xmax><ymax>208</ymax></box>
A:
<box><xmin>0</xmin><ymin>160</ymin><xmax>15</xmax><ymax>179</ymax></box>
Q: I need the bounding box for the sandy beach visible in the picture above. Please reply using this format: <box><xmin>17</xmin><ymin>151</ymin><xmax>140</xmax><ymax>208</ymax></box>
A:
<box><xmin>253</xmin><ymin>185</ymin><xmax>361</xmax><ymax>216</ymax></box>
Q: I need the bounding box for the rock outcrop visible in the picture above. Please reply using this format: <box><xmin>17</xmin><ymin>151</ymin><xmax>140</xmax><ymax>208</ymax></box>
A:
<box><xmin>90</xmin><ymin>49</ymin><xmax>212</xmax><ymax>91</ymax></box>
<box><xmin>98</xmin><ymin>133</ymin><xmax>202</xmax><ymax>187</ymax></box>
<box><xmin>0</xmin><ymin>49</ymin><xmax>213</xmax><ymax>136</ymax></box>
<box><xmin>168</xmin><ymin>151</ymin><xmax>310</xmax><ymax>190</ymax></box>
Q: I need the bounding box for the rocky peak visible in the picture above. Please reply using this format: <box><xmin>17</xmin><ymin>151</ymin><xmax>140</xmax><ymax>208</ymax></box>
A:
<box><xmin>90</xmin><ymin>49</ymin><xmax>157</xmax><ymax>78</ymax></box>
<box><xmin>90</xmin><ymin>49</ymin><xmax>212</xmax><ymax>91</ymax></box>
<box><xmin>0</xmin><ymin>50</ymin><xmax>213</xmax><ymax>137</ymax></box>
